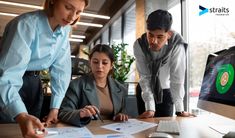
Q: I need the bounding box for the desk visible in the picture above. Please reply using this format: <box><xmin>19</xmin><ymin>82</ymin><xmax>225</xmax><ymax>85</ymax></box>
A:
<box><xmin>0</xmin><ymin>115</ymin><xmax>223</xmax><ymax>138</ymax></box>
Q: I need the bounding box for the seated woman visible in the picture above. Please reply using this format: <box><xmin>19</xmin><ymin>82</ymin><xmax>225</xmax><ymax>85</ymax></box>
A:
<box><xmin>58</xmin><ymin>44</ymin><xmax>128</xmax><ymax>126</ymax></box>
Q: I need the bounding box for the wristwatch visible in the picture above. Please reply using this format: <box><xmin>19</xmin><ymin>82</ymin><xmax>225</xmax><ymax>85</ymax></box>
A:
<box><xmin>175</xmin><ymin>111</ymin><xmax>184</xmax><ymax>116</ymax></box>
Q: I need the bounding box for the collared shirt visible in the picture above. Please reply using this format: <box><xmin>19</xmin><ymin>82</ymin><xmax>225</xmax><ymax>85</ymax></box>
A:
<box><xmin>0</xmin><ymin>10</ymin><xmax>71</xmax><ymax>119</ymax></box>
<box><xmin>133</xmin><ymin>34</ymin><xmax>186</xmax><ymax>112</ymax></box>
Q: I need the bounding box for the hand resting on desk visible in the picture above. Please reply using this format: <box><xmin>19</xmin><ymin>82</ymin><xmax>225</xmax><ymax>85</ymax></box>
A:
<box><xmin>42</xmin><ymin>108</ymin><xmax>59</xmax><ymax>127</ymax></box>
<box><xmin>138</xmin><ymin>111</ymin><xmax>196</xmax><ymax>118</ymax></box>
<box><xmin>138</xmin><ymin>110</ymin><xmax>155</xmax><ymax>119</ymax></box>
<box><xmin>113</xmin><ymin>113</ymin><xmax>128</xmax><ymax>122</ymax></box>
<box><xmin>176</xmin><ymin>111</ymin><xmax>197</xmax><ymax>117</ymax></box>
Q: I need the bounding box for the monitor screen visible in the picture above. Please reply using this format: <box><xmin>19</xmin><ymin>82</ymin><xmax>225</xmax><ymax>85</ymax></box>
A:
<box><xmin>197</xmin><ymin>46</ymin><xmax>235</xmax><ymax>120</ymax></box>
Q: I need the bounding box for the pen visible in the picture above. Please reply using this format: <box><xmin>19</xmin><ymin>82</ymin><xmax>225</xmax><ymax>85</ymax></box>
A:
<box><xmin>47</xmin><ymin>130</ymin><xmax>59</xmax><ymax>135</ymax></box>
<box><xmin>94</xmin><ymin>108</ymin><xmax>104</xmax><ymax>123</ymax></box>
<box><xmin>35</xmin><ymin>130</ymin><xmax>58</xmax><ymax>135</ymax></box>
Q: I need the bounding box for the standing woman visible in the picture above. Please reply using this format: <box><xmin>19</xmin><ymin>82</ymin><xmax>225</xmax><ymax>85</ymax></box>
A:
<box><xmin>59</xmin><ymin>44</ymin><xmax>128</xmax><ymax>127</ymax></box>
<box><xmin>0</xmin><ymin>0</ymin><xmax>89</xmax><ymax>137</ymax></box>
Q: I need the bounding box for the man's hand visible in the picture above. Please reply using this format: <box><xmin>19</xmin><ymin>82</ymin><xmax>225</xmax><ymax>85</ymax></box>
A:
<box><xmin>177</xmin><ymin>111</ymin><xmax>197</xmax><ymax>117</ymax></box>
<box><xmin>44</xmin><ymin>109</ymin><xmax>59</xmax><ymax>126</ymax></box>
<box><xmin>15</xmin><ymin>113</ymin><xmax>45</xmax><ymax>138</ymax></box>
<box><xmin>138</xmin><ymin>110</ymin><xmax>155</xmax><ymax>119</ymax></box>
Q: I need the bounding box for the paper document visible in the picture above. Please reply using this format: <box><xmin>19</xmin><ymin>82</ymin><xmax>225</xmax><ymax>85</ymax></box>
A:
<box><xmin>45</xmin><ymin>126</ymin><xmax>94</xmax><ymax>138</ymax></box>
<box><xmin>101</xmin><ymin>119</ymin><xmax>157</xmax><ymax>134</ymax></box>
<box><xmin>209</xmin><ymin>125</ymin><xmax>235</xmax><ymax>134</ymax></box>
<box><xmin>95</xmin><ymin>134</ymin><xmax>134</xmax><ymax>138</ymax></box>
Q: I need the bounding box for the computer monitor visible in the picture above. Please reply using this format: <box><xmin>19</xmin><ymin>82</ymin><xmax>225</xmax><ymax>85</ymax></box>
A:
<box><xmin>197</xmin><ymin>46</ymin><xmax>235</xmax><ymax>120</ymax></box>
<box><xmin>197</xmin><ymin>46</ymin><xmax>235</xmax><ymax>134</ymax></box>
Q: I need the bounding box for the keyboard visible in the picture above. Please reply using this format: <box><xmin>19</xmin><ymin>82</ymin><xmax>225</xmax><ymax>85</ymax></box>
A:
<box><xmin>156</xmin><ymin>120</ymin><xmax>180</xmax><ymax>135</ymax></box>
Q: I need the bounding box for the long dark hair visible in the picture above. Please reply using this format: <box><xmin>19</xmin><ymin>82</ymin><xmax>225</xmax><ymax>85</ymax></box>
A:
<box><xmin>89</xmin><ymin>44</ymin><xmax>114</xmax><ymax>63</ymax></box>
<box><xmin>89</xmin><ymin>44</ymin><xmax>114</xmax><ymax>75</ymax></box>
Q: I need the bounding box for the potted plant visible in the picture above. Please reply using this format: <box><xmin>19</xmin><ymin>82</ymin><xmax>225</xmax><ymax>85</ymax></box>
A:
<box><xmin>82</xmin><ymin>43</ymin><xmax>135</xmax><ymax>83</ymax></box>
<box><xmin>111</xmin><ymin>43</ymin><xmax>135</xmax><ymax>83</ymax></box>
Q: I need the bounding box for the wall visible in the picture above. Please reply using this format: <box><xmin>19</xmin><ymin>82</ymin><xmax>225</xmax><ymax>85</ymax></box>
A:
<box><xmin>145</xmin><ymin>0</ymin><xmax>168</xmax><ymax>17</ymax></box>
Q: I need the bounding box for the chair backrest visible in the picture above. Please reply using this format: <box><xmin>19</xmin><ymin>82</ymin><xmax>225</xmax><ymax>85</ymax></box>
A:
<box><xmin>71</xmin><ymin>57</ymin><xmax>90</xmax><ymax>78</ymax></box>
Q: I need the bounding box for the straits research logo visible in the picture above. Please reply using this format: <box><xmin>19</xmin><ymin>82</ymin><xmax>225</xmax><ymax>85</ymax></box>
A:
<box><xmin>199</xmin><ymin>5</ymin><xmax>209</xmax><ymax>16</ymax></box>
<box><xmin>199</xmin><ymin>5</ymin><xmax>229</xmax><ymax>16</ymax></box>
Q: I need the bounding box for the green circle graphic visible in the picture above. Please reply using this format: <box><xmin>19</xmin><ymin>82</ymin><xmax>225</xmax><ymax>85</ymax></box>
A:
<box><xmin>216</xmin><ymin>64</ymin><xmax>234</xmax><ymax>94</ymax></box>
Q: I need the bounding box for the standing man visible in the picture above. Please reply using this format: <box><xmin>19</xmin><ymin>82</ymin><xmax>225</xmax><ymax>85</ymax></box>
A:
<box><xmin>134</xmin><ymin>9</ymin><xmax>193</xmax><ymax>118</ymax></box>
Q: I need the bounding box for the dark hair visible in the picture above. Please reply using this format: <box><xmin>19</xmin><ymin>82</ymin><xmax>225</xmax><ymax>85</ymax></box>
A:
<box><xmin>43</xmin><ymin>0</ymin><xmax>89</xmax><ymax>25</ymax></box>
<box><xmin>89</xmin><ymin>44</ymin><xmax>114</xmax><ymax>64</ymax></box>
<box><xmin>146</xmin><ymin>9</ymin><xmax>172</xmax><ymax>32</ymax></box>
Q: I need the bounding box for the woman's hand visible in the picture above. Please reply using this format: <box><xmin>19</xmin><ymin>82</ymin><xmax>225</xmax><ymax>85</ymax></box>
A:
<box><xmin>79</xmin><ymin>105</ymin><xmax>99</xmax><ymax>118</ymax></box>
<box><xmin>16</xmin><ymin>113</ymin><xmax>46</xmax><ymax>138</ymax></box>
<box><xmin>113</xmin><ymin>113</ymin><xmax>128</xmax><ymax>122</ymax></box>
<box><xmin>44</xmin><ymin>108</ymin><xmax>59</xmax><ymax>126</ymax></box>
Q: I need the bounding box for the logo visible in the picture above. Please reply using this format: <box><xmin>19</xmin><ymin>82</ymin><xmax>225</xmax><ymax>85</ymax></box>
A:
<box><xmin>199</xmin><ymin>5</ymin><xmax>208</xmax><ymax>16</ymax></box>
<box><xmin>199</xmin><ymin>5</ymin><xmax>229</xmax><ymax>16</ymax></box>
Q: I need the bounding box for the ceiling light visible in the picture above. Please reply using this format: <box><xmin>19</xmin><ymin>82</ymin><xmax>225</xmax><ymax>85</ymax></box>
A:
<box><xmin>76</xmin><ymin>22</ymin><xmax>103</xmax><ymax>28</ymax></box>
<box><xmin>0</xmin><ymin>1</ymin><xmax>43</xmax><ymax>9</ymax></box>
<box><xmin>71</xmin><ymin>35</ymin><xmax>86</xmax><ymax>39</ymax></box>
<box><xmin>69</xmin><ymin>38</ymin><xmax>83</xmax><ymax>42</ymax></box>
<box><xmin>0</xmin><ymin>12</ymin><xmax>18</xmax><ymax>17</ymax></box>
<box><xmin>81</xmin><ymin>12</ymin><xmax>110</xmax><ymax>19</ymax></box>
<box><xmin>0</xmin><ymin>12</ymin><xmax>103</xmax><ymax>28</ymax></box>
<box><xmin>0</xmin><ymin>1</ymin><xmax>110</xmax><ymax>20</ymax></box>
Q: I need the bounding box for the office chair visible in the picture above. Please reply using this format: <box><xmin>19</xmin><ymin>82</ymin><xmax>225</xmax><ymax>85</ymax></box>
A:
<box><xmin>40</xmin><ymin>58</ymin><xmax>90</xmax><ymax>119</ymax></box>
<box><xmin>71</xmin><ymin>57</ymin><xmax>90</xmax><ymax>79</ymax></box>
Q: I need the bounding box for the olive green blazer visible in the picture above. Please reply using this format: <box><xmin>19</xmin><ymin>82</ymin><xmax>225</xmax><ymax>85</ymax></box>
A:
<box><xmin>58</xmin><ymin>74</ymin><xmax>127</xmax><ymax>127</ymax></box>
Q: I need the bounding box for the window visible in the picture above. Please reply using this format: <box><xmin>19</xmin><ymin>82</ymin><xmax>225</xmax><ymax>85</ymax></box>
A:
<box><xmin>124</xmin><ymin>4</ymin><xmax>136</xmax><ymax>56</ymax></box>
<box><xmin>123</xmin><ymin>4</ymin><xmax>136</xmax><ymax>95</ymax></box>
<box><xmin>94</xmin><ymin>38</ymin><xmax>101</xmax><ymax>46</ymax></box>
<box><xmin>101</xmin><ymin>28</ymin><xmax>109</xmax><ymax>45</ymax></box>
<box><xmin>188</xmin><ymin>0</ymin><xmax>235</xmax><ymax>112</ymax></box>
<box><xmin>168</xmin><ymin>1</ymin><xmax>181</xmax><ymax>34</ymax></box>
<box><xmin>110</xmin><ymin>16</ymin><xmax>122</xmax><ymax>44</ymax></box>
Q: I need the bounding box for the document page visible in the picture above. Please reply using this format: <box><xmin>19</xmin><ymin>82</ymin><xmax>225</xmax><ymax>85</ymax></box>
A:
<box><xmin>101</xmin><ymin>119</ymin><xmax>157</xmax><ymax>134</ymax></box>
<box><xmin>45</xmin><ymin>126</ymin><xmax>94</xmax><ymax>138</ymax></box>
<box><xmin>95</xmin><ymin>134</ymin><xmax>134</xmax><ymax>138</ymax></box>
